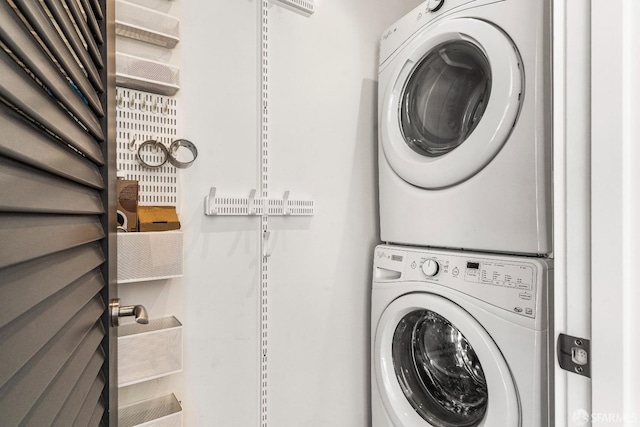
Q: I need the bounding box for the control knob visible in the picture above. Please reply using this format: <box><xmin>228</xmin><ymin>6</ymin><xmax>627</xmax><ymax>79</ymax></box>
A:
<box><xmin>426</xmin><ymin>0</ymin><xmax>445</xmax><ymax>12</ymax></box>
<box><xmin>421</xmin><ymin>259</ymin><xmax>440</xmax><ymax>277</ymax></box>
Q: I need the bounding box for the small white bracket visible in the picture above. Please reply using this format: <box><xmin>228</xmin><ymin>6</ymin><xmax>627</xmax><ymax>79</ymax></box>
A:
<box><xmin>204</xmin><ymin>188</ymin><xmax>314</xmax><ymax>217</ymax></box>
<box><xmin>205</xmin><ymin>187</ymin><xmax>217</xmax><ymax>215</ymax></box>
<box><xmin>248</xmin><ymin>189</ymin><xmax>257</xmax><ymax>215</ymax></box>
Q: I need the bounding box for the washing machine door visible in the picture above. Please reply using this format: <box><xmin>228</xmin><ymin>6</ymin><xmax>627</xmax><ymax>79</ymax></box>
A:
<box><xmin>380</xmin><ymin>18</ymin><xmax>522</xmax><ymax>189</ymax></box>
<box><xmin>374</xmin><ymin>292</ymin><xmax>519</xmax><ymax>426</ymax></box>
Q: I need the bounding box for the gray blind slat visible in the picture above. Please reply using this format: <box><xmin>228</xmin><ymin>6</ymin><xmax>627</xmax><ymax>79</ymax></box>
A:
<box><xmin>73</xmin><ymin>376</ymin><xmax>106</xmax><ymax>427</ymax></box>
<box><xmin>0</xmin><ymin>157</ymin><xmax>104</xmax><ymax>214</ymax></box>
<box><xmin>0</xmin><ymin>300</ymin><xmax>104</xmax><ymax>426</ymax></box>
<box><xmin>24</xmin><ymin>342</ymin><xmax>104</xmax><ymax>426</ymax></box>
<box><xmin>0</xmin><ymin>270</ymin><xmax>103</xmax><ymax>387</ymax></box>
<box><xmin>89</xmin><ymin>0</ymin><xmax>103</xmax><ymax>21</ymax></box>
<box><xmin>44</xmin><ymin>0</ymin><xmax>104</xmax><ymax>69</ymax></box>
<box><xmin>88</xmin><ymin>399</ymin><xmax>106</xmax><ymax>427</ymax></box>
<box><xmin>0</xmin><ymin>243</ymin><xmax>104</xmax><ymax>329</ymax></box>
<box><xmin>65</xmin><ymin>0</ymin><xmax>103</xmax><ymax>48</ymax></box>
<box><xmin>0</xmin><ymin>105</ymin><xmax>103</xmax><ymax>189</ymax></box>
<box><xmin>0</xmin><ymin>214</ymin><xmax>104</xmax><ymax>269</ymax></box>
<box><xmin>78</xmin><ymin>0</ymin><xmax>103</xmax><ymax>45</ymax></box>
<box><xmin>11</xmin><ymin>0</ymin><xmax>104</xmax><ymax>107</ymax></box>
<box><xmin>0</xmin><ymin>52</ymin><xmax>104</xmax><ymax>164</ymax></box>
<box><xmin>22</xmin><ymin>325</ymin><xmax>103</xmax><ymax>426</ymax></box>
<box><xmin>0</xmin><ymin>1</ymin><xmax>103</xmax><ymax>136</ymax></box>
<box><xmin>54</xmin><ymin>356</ymin><xmax>105</xmax><ymax>427</ymax></box>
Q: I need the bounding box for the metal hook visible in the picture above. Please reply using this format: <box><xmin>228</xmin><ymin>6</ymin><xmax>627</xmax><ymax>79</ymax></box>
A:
<box><xmin>128</xmin><ymin>136</ymin><xmax>137</xmax><ymax>151</ymax></box>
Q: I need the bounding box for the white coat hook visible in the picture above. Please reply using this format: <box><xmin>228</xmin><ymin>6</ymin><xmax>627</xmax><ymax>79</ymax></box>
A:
<box><xmin>162</xmin><ymin>102</ymin><xmax>170</xmax><ymax>115</ymax></box>
<box><xmin>128</xmin><ymin>97</ymin><xmax>137</xmax><ymax>110</ymax></box>
<box><xmin>248</xmin><ymin>189</ymin><xmax>257</xmax><ymax>215</ymax></box>
<box><xmin>263</xmin><ymin>230</ymin><xmax>273</xmax><ymax>258</ymax></box>
<box><xmin>140</xmin><ymin>99</ymin><xmax>148</xmax><ymax>112</ymax></box>
<box><xmin>205</xmin><ymin>187</ymin><xmax>217</xmax><ymax>215</ymax></box>
<box><xmin>117</xmin><ymin>94</ymin><xmax>124</xmax><ymax>108</ymax></box>
<box><xmin>152</xmin><ymin>100</ymin><xmax>159</xmax><ymax>114</ymax></box>
<box><xmin>282</xmin><ymin>190</ymin><xmax>290</xmax><ymax>215</ymax></box>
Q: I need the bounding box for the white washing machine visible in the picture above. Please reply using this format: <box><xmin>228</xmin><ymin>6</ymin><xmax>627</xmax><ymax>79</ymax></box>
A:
<box><xmin>378</xmin><ymin>0</ymin><xmax>552</xmax><ymax>255</ymax></box>
<box><xmin>371</xmin><ymin>245</ymin><xmax>552</xmax><ymax>426</ymax></box>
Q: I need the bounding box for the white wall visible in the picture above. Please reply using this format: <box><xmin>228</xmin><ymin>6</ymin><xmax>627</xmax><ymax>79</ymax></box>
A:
<box><xmin>120</xmin><ymin>0</ymin><xmax>422</xmax><ymax>425</ymax></box>
<box><xmin>591</xmin><ymin>0</ymin><xmax>640</xmax><ymax>423</ymax></box>
<box><xmin>266</xmin><ymin>1</ymin><xmax>420</xmax><ymax>425</ymax></box>
<box><xmin>553</xmin><ymin>0</ymin><xmax>592</xmax><ymax>424</ymax></box>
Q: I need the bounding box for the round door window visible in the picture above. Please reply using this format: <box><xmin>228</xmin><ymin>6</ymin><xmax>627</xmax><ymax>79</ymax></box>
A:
<box><xmin>392</xmin><ymin>309</ymin><xmax>488</xmax><ymax>427</ymax></box>
<box><xmin>379</xmin><ymin>18</ymin><xmax>523</xmax><ymax>189</ymax></box>
<box><xmin>400</xmin><ymin>40</ymin><xmax>492</xmax><ymax>158</ymax></box>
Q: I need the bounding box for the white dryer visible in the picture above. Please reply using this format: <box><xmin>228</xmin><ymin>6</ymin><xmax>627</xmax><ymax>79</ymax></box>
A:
<box><xmin>378</xmin><ymin>0</ymin><xmax>552</xmax><ymax>255</ymax></box>
<box><xmin>371</xmin><ymin>245</ymin><xmax>552</xmax><ymax>426</ymax></box>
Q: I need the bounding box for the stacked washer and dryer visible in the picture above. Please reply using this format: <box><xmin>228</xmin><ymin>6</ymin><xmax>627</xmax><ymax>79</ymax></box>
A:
<box><xmin>372</xmin><ymin>0</ymin><xmax>553</xmax><ymax>426</ymax></box>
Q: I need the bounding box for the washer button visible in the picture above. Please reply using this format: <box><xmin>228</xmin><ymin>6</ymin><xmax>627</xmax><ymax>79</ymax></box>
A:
<box><xmin>421</xmin><ymin>259</ymin><xmax>440</xmax><ymax>277</ymax></box>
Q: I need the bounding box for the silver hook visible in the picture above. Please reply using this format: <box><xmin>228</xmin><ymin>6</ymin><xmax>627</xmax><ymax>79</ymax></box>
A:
<box><xmin>128</xmin><ymin>136</ymin><xmax>137</xmax><ymax>151</ymax></box>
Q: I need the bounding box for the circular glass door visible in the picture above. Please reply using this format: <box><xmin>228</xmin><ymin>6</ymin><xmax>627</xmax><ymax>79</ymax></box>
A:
<box><xmin>392</xmin><ymin>310</ymin><xmax>488</xmax><ymax>427</ymax></box>
<box><xmin>374</xmin><ymin>293</ymin><xmax>519</xmax><ymax>427</ymax></box>
<box><xmin>380</xmin><ymin>18</ymin><xmax>522</xmax><ymax>189</ymax></box>
<box><xmin>400</xmin><ymin>40</ymin><xmax>491</xmax><ymax>158</ymax></box>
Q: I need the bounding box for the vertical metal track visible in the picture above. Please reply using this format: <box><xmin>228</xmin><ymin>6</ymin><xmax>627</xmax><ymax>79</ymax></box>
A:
<box><xmin>259</xmin><ymin>1</ymin><xmax>270</xmax><ymax>426</ymax></box>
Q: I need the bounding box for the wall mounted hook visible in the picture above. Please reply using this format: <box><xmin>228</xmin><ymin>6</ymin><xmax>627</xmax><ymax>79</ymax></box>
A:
<box><xmin>263</xmin><ymin>230</ymin><xmax>273</xmax><ymax>258</ymax></box>
<box><xmin>248</xmin><ymin>189</ymin><xmax>257</xmax><ymax>215</ymax></box>
<box><xmin>282</xmin><ymin>190</ymin><xmax>290</xmax><ymax>215</ymax></box>
<box><xmin>205</xmin><ymin>187</ymin><xmax>217</xmax><ymax>215</ymax></box>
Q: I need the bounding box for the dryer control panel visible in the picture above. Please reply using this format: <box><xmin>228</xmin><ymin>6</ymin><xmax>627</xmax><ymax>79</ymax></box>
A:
<box><xmin>374</xmin><ymin>245</ymin><xmax>551</xmax><ymax>320</ymax></box>
<box><xmin>379</xmin><ymin>0</ymin><xmax>496</xmax><ymax>67</ymax></box>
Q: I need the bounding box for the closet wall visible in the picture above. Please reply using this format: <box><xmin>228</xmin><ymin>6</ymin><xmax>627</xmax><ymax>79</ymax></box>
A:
<box><xmin>119</xmin><ymin>0</ymin><xmax>422</xmax><ymax>425</ymax></box>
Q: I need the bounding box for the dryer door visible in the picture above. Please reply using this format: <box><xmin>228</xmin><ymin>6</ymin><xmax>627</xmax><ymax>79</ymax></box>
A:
<box><xmin>380</xmin><ymin>18</ymin><xmax>522</xmax><ymax>189</ymax></box>
<box><xmin>374</xmin><ymin>292</ymin><xmax>519</xmax><ymax>426</ymax></box>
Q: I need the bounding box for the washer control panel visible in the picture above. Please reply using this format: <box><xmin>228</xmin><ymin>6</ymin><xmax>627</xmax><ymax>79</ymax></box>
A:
<box><xmin>374</xmin><ymin>246</ymin><xmax>550</xmax><ymax>320</ymax></box>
